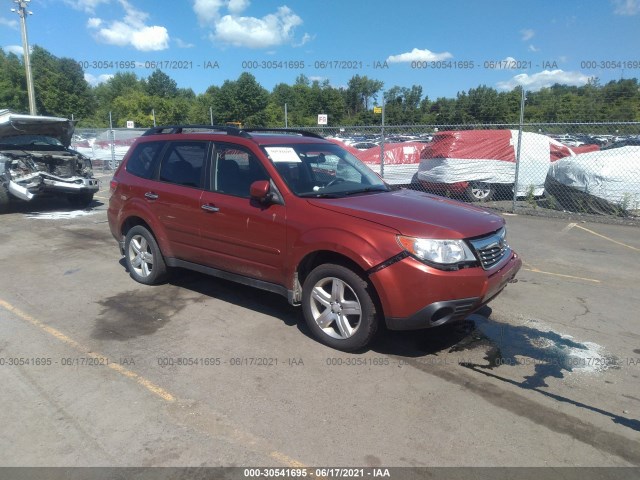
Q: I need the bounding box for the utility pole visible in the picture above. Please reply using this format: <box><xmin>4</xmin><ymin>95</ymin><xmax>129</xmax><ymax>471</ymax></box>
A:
<box><xmin>11</xmin><ymin>0</ymin><xmax>36</xmax><ymax>115</ymax></box>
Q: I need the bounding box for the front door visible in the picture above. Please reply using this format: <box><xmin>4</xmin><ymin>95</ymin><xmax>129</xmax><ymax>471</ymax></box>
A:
<box><xmin>198</xmin><ymin>143</ymin><xmax>287</xmax><ymax>286</ymax></box>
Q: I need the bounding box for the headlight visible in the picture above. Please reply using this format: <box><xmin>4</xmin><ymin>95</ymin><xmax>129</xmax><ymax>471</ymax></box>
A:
<box><xmin>397</xmin><ymin>236</ymin><xmax>476</xmax><ymax>266</ymax></box>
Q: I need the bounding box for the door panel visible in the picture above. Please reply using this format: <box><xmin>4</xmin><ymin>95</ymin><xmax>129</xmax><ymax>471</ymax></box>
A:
<box><xmin>149</xmin><ymin>141</ymin><xmax>209</xmax><ymax>262</ymax></box>
<box><xmin>198</xmin><ymin>144</ymin><xmax>287</xmax><ymax>285</ymax></box>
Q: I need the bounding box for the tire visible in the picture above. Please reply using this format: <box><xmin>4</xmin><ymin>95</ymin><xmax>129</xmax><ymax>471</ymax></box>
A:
<box><xmin>302</xmin><ymin>263</ymin><xmax>379</xmax><ymax>351</ymax></box>
<box><xmin>409</xmin><ymin>173</ymin><xmax>423</xmax><ymax>192</ymax></box>
<box><xmin>124</xmin><ymin>225</ymin><xmax>168</xmax><ymax>285</ymax></box>
<box><xmin>465</xmin><ymin>182</ymin><xmax>494</xmax><ymax>202</ymax></box>
<box><xmin>67</xmin><ymin>192</ymin><xmax>94</xmax><ymax>208</ymax></box>
<box><xmin>0</xmin><ymin>185</ymin><xmax>9</xmax><ymax>214</ymax></box>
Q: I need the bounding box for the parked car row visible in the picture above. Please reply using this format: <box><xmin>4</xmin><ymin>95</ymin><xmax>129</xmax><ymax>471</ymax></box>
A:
<box><xmin>332</xmin><ymin>129</ymin><xmax>640</xmax><ymax>215</ymax></box>
<box><xmin>71</xmin><ymin>129</ymin><xmax>145</xmax><ymax>167</ymax></box>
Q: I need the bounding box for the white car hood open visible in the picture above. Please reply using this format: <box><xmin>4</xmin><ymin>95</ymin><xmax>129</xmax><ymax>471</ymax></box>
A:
<box><xmin>0</xmin><ymin>109</ymin><xmax>76</xmax><ymax>147</ymax></box>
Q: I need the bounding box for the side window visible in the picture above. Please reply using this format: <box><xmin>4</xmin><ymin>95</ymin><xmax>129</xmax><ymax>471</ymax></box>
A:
<box><xmin>125</xmin><ymin>141</ymin><xmax>165</xmax><ymax>179</ymax></box>
<box><xmin>212</xmin><ymin>144</ymin><xmax>269</xmax><ymax>197</ymax></box>
<box><xmin>159</xmin><ymin>142</ymin><xmax>207</xmax><ymax>188</ymax></box>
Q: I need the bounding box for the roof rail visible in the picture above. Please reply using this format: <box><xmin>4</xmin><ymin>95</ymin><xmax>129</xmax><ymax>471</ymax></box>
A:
<box><xmin>141</xmin><ymin>124</ymin><xmax>251</xmax><ymax>138</ymax></box>
<box><xmin>242</xmin><ymin>128</ymin><xmax>325</xmax><ymax>139</ymax></box>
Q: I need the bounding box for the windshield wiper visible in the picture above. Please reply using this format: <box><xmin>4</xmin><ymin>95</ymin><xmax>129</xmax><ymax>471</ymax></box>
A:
<box><xmin>341</xmin><ymin>187</ymin><xmax>390</xmax><ymax>196</ymax></box>
<box><xmin>298</xmin><ymin>192</ymin><xmax>342</xmax><ymax>198</ymax></box>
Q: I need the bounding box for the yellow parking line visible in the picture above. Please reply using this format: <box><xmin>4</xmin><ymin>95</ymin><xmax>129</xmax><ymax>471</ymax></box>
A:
<box><xmin>269</xmin><ymin>452</ymin><xmax>308</xmax><ymax>468</ymax></box>
<box><xmin>572</xmin><ymin>224</ymin><xmax>640</xmax><ymax>252</ymax></box>
<box><xmin>0</xmin><ymin>297</ymin><xmax>308</xmax><ymax>467</ymax></box>
<box><xmin>522</xmin><ymin>262</ymin><xmax>601</xmax><ymax>283</ymax></box>
<box><xmin>0</xmin><ymin>298</ymin><xmax>176</xmax><ymax>402</ymax></box>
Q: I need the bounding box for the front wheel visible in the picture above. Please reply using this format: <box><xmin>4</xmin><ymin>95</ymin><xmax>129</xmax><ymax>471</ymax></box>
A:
<box><xmin>465</xmin><ymin>182</ymin><xmax>494</xmax><ymax>202</ymax></box>
<box><xmin>124</xmin><ymin>225</ymin><xmax>168</xmax><ymax>285</ymax></box>
<box><xmin>302</xmin><ymin>264</ymin><xmax>378</xmax><ymax>351</ymax></box>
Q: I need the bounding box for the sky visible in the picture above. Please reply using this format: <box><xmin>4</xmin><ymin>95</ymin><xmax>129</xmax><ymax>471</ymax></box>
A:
<box><xmin>1</xmin><ymin>0</ymin><xmax>639</xmax><ymax>100</ymax></box>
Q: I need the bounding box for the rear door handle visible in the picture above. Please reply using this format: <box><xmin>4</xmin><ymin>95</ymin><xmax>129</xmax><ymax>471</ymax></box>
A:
<box><xmin>144</xmin><ymin>192</ymin><xmax>159</xmax><ymax>200</ymax></box>
<box><xmin>201</xmin><ymin>204</ymin><xmax>220</xmax><ymax>212</ymax></box>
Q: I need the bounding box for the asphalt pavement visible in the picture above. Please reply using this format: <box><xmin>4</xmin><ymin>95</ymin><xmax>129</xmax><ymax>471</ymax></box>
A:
<box><xmin>0</xmin><ymin>177</ymin><xmax>639</xmax><ymax>468</ymax></box>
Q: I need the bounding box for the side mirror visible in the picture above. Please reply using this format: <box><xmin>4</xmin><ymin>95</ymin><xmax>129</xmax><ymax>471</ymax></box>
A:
<box><xmin>250</xmin><ymin>180</ymin><xmax>272</xmax><ymax>203</ymax></box>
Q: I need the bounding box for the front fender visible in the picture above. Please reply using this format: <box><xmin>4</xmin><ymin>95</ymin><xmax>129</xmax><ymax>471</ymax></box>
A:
<box><xmin>291</xmin><ymin>225</ymin><xmax>401</xmax><ymax>273</ymax></box>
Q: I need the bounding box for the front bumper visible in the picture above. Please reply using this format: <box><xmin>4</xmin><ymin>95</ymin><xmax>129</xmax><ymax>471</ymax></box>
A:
<box><xmin>9</xmin><ymin>176</ymin><xmax>99</xmax><ymax>201</ymax></box>
<box><xmin>371</xmin><ymin>251</ymin><xmax>521</xmax><ymax>331</ymax></box>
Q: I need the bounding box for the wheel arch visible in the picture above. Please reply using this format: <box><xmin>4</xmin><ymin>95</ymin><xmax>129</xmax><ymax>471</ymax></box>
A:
<box><xmin>119</xmin><ymin>215</ymin><xmax>174</xmax><ymax>257</ymax></box>
<box><xmin>295</xmin><ymin>250</ymin><xmax>385</xmax><ymax>319</ymax></box>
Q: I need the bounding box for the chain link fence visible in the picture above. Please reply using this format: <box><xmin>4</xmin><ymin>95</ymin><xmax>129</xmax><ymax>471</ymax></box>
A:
<box><xmin>75</xmin><ymin>122</ymin><xmax>640</xmax><ymax>220</ymax></box>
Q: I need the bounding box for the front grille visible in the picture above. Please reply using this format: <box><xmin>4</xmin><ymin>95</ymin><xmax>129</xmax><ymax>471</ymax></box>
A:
<box><xmin>469</xmin><ymin>227</ymin><xmax>510</xmax><ymax>270</ymax></box>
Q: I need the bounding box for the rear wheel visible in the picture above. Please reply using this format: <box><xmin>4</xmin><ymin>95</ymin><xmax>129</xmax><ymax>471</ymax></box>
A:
<box><xmin>465</xmin><ymin>182</ymin><xmax>494</xmax><ymax>202</ymax></box>
<box><xmin>302</xmin><ymin>264</ymin><xmax>378</xmax><ymax>351</ymax></box>
<box><xmin>124</xmin><ymin>225</ymin><xmax>168</xmax><ymax>285</ymax></box>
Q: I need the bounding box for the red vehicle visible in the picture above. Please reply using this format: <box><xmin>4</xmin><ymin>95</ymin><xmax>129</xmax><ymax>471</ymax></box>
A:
<box><xmin>108</xmin><ymin>126</ymin><xmax>521</xmax><ymax>351</ymax></box>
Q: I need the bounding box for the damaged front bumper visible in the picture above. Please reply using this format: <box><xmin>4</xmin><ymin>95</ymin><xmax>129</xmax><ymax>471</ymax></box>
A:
<box><xmin>8</xmin><ymin>172</ymin><xmax>99</xmax><ymax>201</ymax></box>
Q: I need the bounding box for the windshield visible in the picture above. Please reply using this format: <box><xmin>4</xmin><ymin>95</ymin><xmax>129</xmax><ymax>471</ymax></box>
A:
<box><xmin>0</xmin><ymin>135</ymin><xmax>64</xmax><ymax>147</ymax></box>
<box><xmin>262</xmin><ymin>142</ymin><xmax>389</xmax><ymax>197</ymax></box>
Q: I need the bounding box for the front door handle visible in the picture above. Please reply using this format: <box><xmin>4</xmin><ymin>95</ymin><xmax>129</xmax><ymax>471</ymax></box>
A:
<box><xmin>144</xmin><ymin>192</ymin><xmax>159</xmax><ymax>200</ymax></box>
<box><xmin>201</xmin><ymin>204</ymin><xmax>220</xmax><ymax>213</ymax></box>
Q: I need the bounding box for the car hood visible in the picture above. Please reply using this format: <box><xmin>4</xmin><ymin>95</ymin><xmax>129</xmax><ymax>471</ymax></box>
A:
<box><xmin>0</xmin><ymin>110</ymin><xmax>76</xmax><ymax>147</ymax></box>
<box><xmin>307</xmin><ymin>189</ymin><xmax>505</xmax><ymax>239</ymax></box>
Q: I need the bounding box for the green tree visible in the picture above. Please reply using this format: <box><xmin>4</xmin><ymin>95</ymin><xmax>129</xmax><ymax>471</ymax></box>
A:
<box><xmin>30</xmin><ymin>45</ymin><xmax>94</xmax><ymax>119</ymax></box>
<box><xmin>345</xmin><ymin>75</ymin><xmax>384</xmax><ymax>117</ymax></box>
<box><xmin>0</xmin><ymin>50</ymin><xmax>28</xmax><ymax>112</ymax></box>
<box><xmin>144</xmin><ymin>69</ymin><xmax>178</xmax><ymax>98</ymax></box>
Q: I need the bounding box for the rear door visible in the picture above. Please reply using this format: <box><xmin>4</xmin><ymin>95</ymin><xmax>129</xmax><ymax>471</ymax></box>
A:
<box><xmin>149</xmin><ymin>140</ymin><xmax>210</xmax><ymax>263</ymax></box>
<box><xmin>198</xmin><ymin>143</ymin><xmax>288</xmax><ymax>285</ymax></box>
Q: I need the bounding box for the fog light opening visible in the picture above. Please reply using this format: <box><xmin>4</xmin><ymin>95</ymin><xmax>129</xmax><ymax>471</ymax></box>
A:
<box><xmin>431</xmin><ymin>307</ymin><xmax>454</xmax><ymax>326</ymax></box>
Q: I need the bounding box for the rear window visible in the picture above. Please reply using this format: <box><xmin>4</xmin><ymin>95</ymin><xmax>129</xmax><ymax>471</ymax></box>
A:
<box><xmin>159</xmin><ymin>142</ymin><xmax>208</xmax><ymax>188</ymax></box>
<box><xmin>125</xmin><ymin>141</ymin><xmax>165</xmax><ymax>179</ymax></box>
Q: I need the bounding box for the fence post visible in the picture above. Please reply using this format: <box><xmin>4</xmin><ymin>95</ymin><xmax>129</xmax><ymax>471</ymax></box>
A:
<box><xmin>512</xmin><ymin>88</ymin><xmax>526</xmax><ymax>212</ymax></box>
<box><xmin>108</xmin><ymin>111</ymin><xmax>116</xmax><ymax>171</ymax></box>
<box><xmin>379</xmin><ymin>100</ymin><xmax>385</xmax><ymax>179</ymax></box>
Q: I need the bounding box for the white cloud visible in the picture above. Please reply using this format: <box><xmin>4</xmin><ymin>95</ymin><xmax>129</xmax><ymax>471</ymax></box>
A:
<box><xmin>193</xmin><ymin>0</ymin><xmax>226</xmax><ymax>25</ymax></box>
<box><xmin>194</xmin><ymin>1</ymin><xmax>309</xmax><ymax>49</ymax></box>
<box><xmin>84</xmin><ymin>73</ymin><xmax>114</xmax><ymax>86</ymax></box>
<box><xmin>213</xmin><ymin>6</ymin><xmax>303</xmax><ymax>48</ymax></box>
<box><xmin>612</xmin><ymin>0</ymin><xmax>640</xmax><ymax>15</ymax></box>
<box><xmin>386</xmin><ymin>48</ymin><xmax>453</xmax><ymax>63</ymax></box>
<box><xmin>64</xmin><ymin>0</ymin><xmax>110</xmax><ymax>13</ymax></box>
<box><xmin>0</xmin><ymin>17</ymin><xmax>18</xmax><ymax>29</ymax></box>
<box><xmin>3</xmin><ymin>45</ymin><xmax>31</xmax><ymax>56</ymax></box>
<box><xmin>487</xmin><ymin>56</ymin><xmax>522</xmax><ymax>70</ymax></box>
<box><xmin>528</xmin><ymin>44</ymin><xmax>540</xmax><ymax>52</ymax></box>
<box><xmin>520</xmin><ymin>29</ymin><xmax>535</xmax><ymax>41</ymax></box>
<box><xmin>88</xmin><ymin>0</ymin><xmax>169</xmax><ymax>51</ymax></box>
<box><xmin>293</xmin><ymin>32</ymin><xmax>313</xmax><ymax>47</ymax></box>
<box><xmin>87</xmin><ymin>17</ymin><xmax>102</xmax><ymax>28</ymax></box>
<box><xmin>497</xmin><ymin>69</ymin><xmax>591</xmax><ymax>91</ymax></box>
<box><xmin>175</xmin><ymin>38</ymin><xmax>195</xmax><ymax>48</ymax></box>
<box><xmin>228</xmin><ymin>0</ymin><xmax>250</xmax><ymax>14</ymax></box>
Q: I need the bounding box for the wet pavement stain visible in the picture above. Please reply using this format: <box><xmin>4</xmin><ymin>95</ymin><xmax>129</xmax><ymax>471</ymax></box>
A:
<box><xmin>62</xmin><ymin>227</ymin><xmax>114</xmax><ymax>247</ymax></box>
<box><xmin>92</xmin><ymin>287</ymin><xmax>190</xmax><ymax>340</ymax></box>
<box><xmin>424</xmin><ymin>315</ymin><xmax>621</xmax><ymax>389</ymax></box>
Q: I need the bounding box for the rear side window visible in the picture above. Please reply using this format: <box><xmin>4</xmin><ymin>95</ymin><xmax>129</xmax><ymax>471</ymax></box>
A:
<box><xmin>159</xmin><ymin>142</ymin><xmax>208</xmax><ymax>188</ymax></box>
<box><xmin>125</xmin><ymin>141</ymin><xmax>165</xmax><ymax>179</ymax></box>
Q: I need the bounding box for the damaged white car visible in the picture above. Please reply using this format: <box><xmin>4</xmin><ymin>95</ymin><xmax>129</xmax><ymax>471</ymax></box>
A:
<box><xmin>0</xmin><ymin>110</ymin><xmax>99</xmax><ymax>213</ymax></box>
